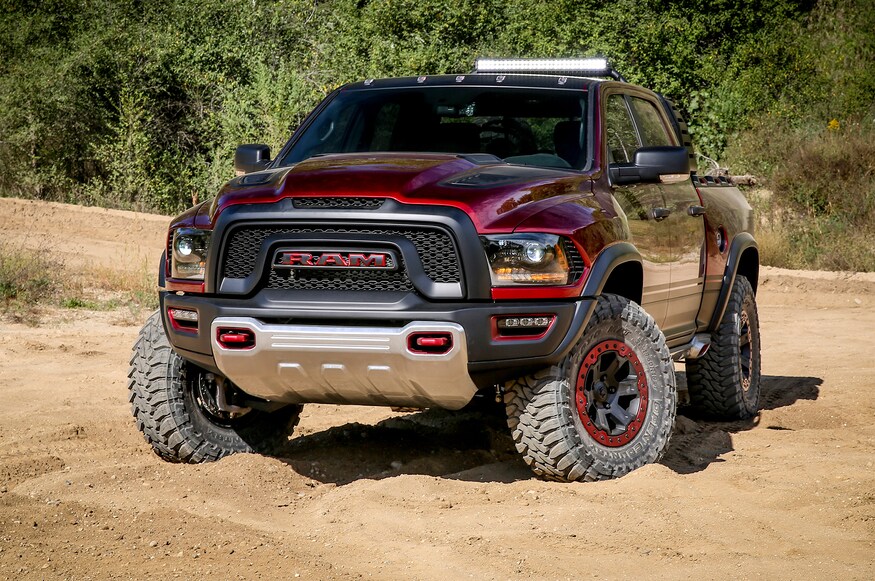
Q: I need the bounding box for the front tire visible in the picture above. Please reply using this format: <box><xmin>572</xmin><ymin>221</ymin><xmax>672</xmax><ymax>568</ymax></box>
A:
<box><xmin>685</xmin><ymin>276</ymin><xmax>761</xmax><ymax>420</ymax></box>
<box><xmin>504</xmin><ymin>295</ymin><xmax>676</xmax><ymax>482</ymax></box>
<box><xmin>128</xmin><ymin>311</ymin><xmax>302</xmax><ymax>463</ymax></box>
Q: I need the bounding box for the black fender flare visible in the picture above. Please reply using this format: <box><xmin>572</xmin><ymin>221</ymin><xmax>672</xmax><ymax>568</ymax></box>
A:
<box><xmin>709</xmin><ymin>233</ymin><xmax>759</xmax><ymax>330</ymax></box>
<box><xmin>158</xmin><ymin>250</ymin><xmax>167</xmax><ymax>289</ymax></box>
<box><xmin>549</xmin><ymin>242</ymin><xmax>642</xmax><ymax>362</ymax></box>
<box><xmin>580</xmin><ymin>242</ymin><xmax>643</xmax><ymax>300</ymax></box>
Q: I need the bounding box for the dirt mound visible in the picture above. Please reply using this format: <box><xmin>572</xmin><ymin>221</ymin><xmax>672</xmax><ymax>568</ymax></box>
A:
<box><xmin>760</xmin><ymin>265</ymin><xmax>875</xmax><ymax>298</ymax></box>
<box><xmin>1</xmin><ymin>199</ymin><xmax>873</xmax><ymax>579</ymax></box>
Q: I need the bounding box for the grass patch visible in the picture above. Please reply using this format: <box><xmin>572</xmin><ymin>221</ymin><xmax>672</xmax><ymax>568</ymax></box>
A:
<box><xmin>61</xmin><ymin>297</ymin><xmax>108</xmax><ymax>309</ymax></box>
<box><xmin>0</xmin><ymin>244</ymin><xmax>58</xmax><ymax>303</ymax></box>
<box><xmin>61</xmin><ymin>263</ymin><xmax>159</xmax><ymax>313</ymax></box>
<box><xmin>1</xmin><ymin>243</ymin><xmax>158</xmax><ymax>323</ymax></box>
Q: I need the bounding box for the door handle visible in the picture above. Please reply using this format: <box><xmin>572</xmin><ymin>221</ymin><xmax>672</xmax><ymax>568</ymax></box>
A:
<box><xmin>688</xmin><ymin>205</ymin><xmax>706</xmax><ymax>217</ymax></box>
<box><xmin>651</xmin><ymin>207</ymin><xmax>672</xmax><ymax>221</ymax></box>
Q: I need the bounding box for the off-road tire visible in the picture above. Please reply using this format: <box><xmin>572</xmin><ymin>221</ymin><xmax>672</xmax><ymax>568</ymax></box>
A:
<box><xmin>685</xmin><ymin>276</ymin><xmax>761</xmax><ymax>420</ymax></box>
<box><xmin>504</xmin><ymin>295</ymin><xmax>676</xmax><ymax>482</ymax></box>
<box><xmin>128</xmin><ymin>311</ymin><xmax>302</xmax><ymax>463</ymax></box>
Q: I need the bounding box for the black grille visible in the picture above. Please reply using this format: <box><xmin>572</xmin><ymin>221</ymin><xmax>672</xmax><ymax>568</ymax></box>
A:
<box><xmin>222</xmin><ymin>225</ymin><xmax>461</xmax><ymax>290</ymax></box>
<box><xmin>564</xmin><ymin>239</ymin><xmax>586</xmax><ymax>282</ymax></box>
<box><xmin>292</xmin><ymin>197</ymin><xmax>385</xmax><ymax>210</ymax></box>
<box><xmin>268</xmin><ymin>267</ymin><xmax>414</xmax><ymax>292</ymax></box>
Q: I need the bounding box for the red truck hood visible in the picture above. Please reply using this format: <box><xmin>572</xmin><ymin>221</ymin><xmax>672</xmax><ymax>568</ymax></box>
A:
<box><xmin>208</xmin><ymin>153</ymin><xmax>594</xmax><ymax>232</ymax></box>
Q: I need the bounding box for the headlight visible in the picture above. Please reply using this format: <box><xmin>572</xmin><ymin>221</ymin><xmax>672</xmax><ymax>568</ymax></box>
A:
<box><xmin>480</xmin><ymin>233</ymin><xmax>571</xmax><ymax>286</ymax></box>
<box><xmin>171</xmin><ymin>228</ymin><xmax>211</xmax><ymax>280</ymax></box>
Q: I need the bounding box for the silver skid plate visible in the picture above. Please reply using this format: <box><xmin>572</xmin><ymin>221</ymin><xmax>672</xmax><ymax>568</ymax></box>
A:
<box><xmin>210</xmin><ymin>318</ymin><xmax>478</xmax><ymax>410</ymax></box>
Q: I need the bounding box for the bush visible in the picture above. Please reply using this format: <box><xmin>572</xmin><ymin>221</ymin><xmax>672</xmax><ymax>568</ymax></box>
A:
<box><xmin>0</xmin><ymin>245</ymin><xmax>57</xmax><ymax>304</ymax></box>
<box><xmin>730</xmin><ymin>118</ymin><xmax>875</xmax><ymax>271</ymax></box>
<box><xmin>772</xmin><ymin>121</ymin><xmax>875</xmax><ymax>271</ymax></box>
<box><xmin>0</xmin><ymin>242</ymin><xmax>158</xmax><ymax>320</ymax></box>
<box><xmin>1</xmin><ymin>0</ymin><xmax>874</xmax><ymax>270</ymax></box>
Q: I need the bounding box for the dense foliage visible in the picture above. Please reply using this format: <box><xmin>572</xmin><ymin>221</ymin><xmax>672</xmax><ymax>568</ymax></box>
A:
<box><xmin>1</xmin><ymin>0</ymin><xmax>873</xmax><ymax>268</ymax></box>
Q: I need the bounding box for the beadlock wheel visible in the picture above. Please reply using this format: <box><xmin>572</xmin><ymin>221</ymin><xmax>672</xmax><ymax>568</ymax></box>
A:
<box><xmin>191</xmin><ymin>373</ymin><xmax>252</xmax><ymax>427</ymax></box>
<box><xmin>504</xmin><ymin>294</ymin><xmax>677</xmax><ymax>482</ymax></box>
<box><xmin>575</xmin><ymin>340</ymin><xmax>648</xmax><ymax>447</ymax></box>
<box><xmin>738</xmin><ymin>310</ymin><xmax>753</xmax><ymax>393</ymax></box>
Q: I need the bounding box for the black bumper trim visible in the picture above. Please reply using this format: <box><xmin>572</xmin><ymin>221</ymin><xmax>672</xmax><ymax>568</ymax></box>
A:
<box><xmin>160</xmin><ymin>291</ymin><xmax>595</xmax><ymax>388</ymax></box>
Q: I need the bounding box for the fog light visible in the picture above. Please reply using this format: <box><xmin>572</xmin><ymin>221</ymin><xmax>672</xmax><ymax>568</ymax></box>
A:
<box><xmin>494</xmin><ymin>315</ymin><xmax>556</xmax><ymax>339</ymax></box>
<box><xmin>498</xmin><ymin>316</ymin><xmax>553</xmax><ymax>329</ymax></box>
<box><xmin>167</xmin><ymin>308</ymin><xmax>199</xmax><ymax>333</ymax></box>
<box><xmin>169</xmin><ymin>308</ymin><xmax>198</xmax><ymax>322</ymax></box>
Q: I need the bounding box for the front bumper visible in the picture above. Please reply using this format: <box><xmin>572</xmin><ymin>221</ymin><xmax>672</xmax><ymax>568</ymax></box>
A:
<box><xmin>162</xmin><ymin>291</ymin><xmax>595</xmax><ymax>402</ymax></box>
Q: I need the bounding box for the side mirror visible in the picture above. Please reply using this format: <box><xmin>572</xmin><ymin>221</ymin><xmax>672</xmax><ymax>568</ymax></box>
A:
<box><xmin>609</xmin><ymin>146</ymin><xmax>690</xmax><ymax>185</ymax></box>
<box><xmin>234</xmin><ymin>144</ymin><xmax>272</xmax><ymax>175</ymax></box>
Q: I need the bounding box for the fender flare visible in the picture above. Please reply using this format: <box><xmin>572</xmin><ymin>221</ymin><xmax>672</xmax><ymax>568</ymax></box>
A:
<box><xmin>550</xmin><ymin>242</ymin><xmax>642</xmax><ymax>362</ymax></box>
<box><xmin>158</xmin><ymin>250</ymin><xmax>167</xmax><ymax>289</ymax></box>
<box><xmin>709</xmin><ymin>232</ymin><xmax>759</xmax><ymax>330</ymax></box>
<box><xmin>580</xmin><ymin>242</ymin><xmax>643</xmax><ymax>300</ymax></box>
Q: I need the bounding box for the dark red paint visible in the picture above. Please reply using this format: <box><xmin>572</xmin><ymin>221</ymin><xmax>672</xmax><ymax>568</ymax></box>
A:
<box><xmin>206</xmin><ymin>153</ymin><xmax>600</xmax><ymax>234</ymax></box>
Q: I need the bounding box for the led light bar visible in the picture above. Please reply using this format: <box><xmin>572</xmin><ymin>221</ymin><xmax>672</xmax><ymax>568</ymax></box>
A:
<box><xmin>167</xmin><ymin>307</ymin><xmax>199</xmax><ymax>333</ymax></box>
<box><xmin>474</xmin><ymin>57</ymin><xmax>625</xmax><ymax>81</ymax></box>
<box><xmin>493</xmin><ymin>314</ymin><xmax>557</xmax><ymax>339</ymax></box>
<box><xmin>498</xmin><ymin>316</ymin><xmax>554</xmax><ymax>329</ymax></box>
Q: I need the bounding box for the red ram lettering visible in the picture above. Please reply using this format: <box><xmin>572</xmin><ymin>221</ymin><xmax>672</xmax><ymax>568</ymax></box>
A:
<box><xmin>315</xmin><ymin>253</ymin><xmax>346</xmax><ymax>267</ymax></box>
<box><xmin>278</xmin><ymin>252</ymin><xmax>312</xmax><ymax>266</ymax></box>
<box><xmin>348</xmin><ymin>253</ymin><xmax>388</xmax><ymax>268</ymax></box>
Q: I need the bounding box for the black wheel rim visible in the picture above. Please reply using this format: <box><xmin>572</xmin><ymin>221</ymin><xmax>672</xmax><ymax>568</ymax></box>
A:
<box><xmin>188</xmin><ymin>368</ymin><xmax>252</xmax><ymax>427</ymax></box>
<box><xmin>574</xmin><ymin>340</ymin><xmax>648</xmax><ymax>447</ymax></box>
<box><xmin>738</xmin><ymin>310</ymin><xmax>752</xmax><ymax>392</ymax></box>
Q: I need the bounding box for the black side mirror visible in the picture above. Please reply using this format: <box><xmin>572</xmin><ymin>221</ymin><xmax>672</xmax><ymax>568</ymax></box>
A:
<box><xmin>609</xmin><ymin>146</ymin><xmax>690</xmax><ymax>185</ymax></box>
<box><xmin>234</xmin><ymin>144</ymin><xmax>272</xmax><ymax>175</ymax></box>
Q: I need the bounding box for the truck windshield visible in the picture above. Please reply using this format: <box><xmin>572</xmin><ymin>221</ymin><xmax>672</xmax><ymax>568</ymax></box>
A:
<box><xmin>279</xmin><ymin>86</ymin><xmax>587</xmax><ymax>170</ymax></box>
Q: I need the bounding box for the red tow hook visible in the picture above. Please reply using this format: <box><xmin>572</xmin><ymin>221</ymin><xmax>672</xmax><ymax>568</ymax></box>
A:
<box><xmin>407</xmin><ymin>332</ymin><xmax>453</xmax><ymax>355</ymax></box>
<box><xmin>216</xmin><ymin>328</ymin><xmax>256</xmax><ymax>350</ymax></box>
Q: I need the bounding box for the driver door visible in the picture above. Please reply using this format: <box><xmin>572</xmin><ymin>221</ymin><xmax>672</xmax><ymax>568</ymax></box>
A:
<box><xmin>604</xmin><ymin>93</ymin><xmax>671</xmax><ymax>327</ymax></box>
<box><xmin>626</xmin><ymin>96</ymin><xmax>705</xmax><ymax>340</ymax></box>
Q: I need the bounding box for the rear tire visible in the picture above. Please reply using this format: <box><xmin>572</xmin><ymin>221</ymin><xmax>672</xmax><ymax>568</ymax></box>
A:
<box><xmin>685</xmin><ymin>276</ymin><xmax>761</xmax><ymax>420</ymax></box>
<box><xmin>504</xmin><ymin>295</ymin><xmax>676</xmax><ymax>482</ymax></box>
<box><xmin>128</xmin><ymin>311</ymin><xmax>302</xmax><ymax>463</ymax></box>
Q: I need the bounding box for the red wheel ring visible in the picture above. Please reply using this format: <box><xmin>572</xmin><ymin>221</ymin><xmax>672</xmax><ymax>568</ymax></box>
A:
<box><xmin>574</xmin><ymin>340</ymin><xmax>649</xmax><ymax>448</ymax></box>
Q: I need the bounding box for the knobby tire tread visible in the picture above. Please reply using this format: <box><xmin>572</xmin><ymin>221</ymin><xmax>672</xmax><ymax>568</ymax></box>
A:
<box><xmin>685</xmin><ymin>276</ymin><xmax>760</xmax><ymax>420</ymax></box>
<box><xmin>127</xmin><ymin>311</ymin><xmax>301</xmax><ymax>463</ymax></box>
<box><xmin>504</xmin><ymin>295</ymin><xmax>676</xmax><ymax>482</ymax></box>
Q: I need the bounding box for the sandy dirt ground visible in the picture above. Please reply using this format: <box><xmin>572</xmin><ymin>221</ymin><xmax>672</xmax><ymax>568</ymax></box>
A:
<box><xmin>1</xmin><ymin>197</ymin><xmax>874</xmax><ymax>580</ymax></box>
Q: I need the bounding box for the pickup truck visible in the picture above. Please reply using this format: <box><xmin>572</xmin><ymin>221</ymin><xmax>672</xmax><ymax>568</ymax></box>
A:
<box><xmin>128</xmin><ymin>58</ymin><xmax>760</xmax><ymax>482</ymax></box>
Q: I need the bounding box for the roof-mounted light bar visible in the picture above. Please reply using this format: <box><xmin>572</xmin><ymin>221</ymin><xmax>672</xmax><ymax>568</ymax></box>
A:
<box><xmin>473</xmin><ymin>57</ymin><xmax>626</xmax><ymax>82</ymax></box>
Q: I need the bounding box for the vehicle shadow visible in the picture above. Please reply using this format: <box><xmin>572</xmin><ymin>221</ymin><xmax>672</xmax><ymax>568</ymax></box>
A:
<box><xmin>274</xmin><ymin>374</ymin><xmax>821</xmax><ymax>485</ymax></box>
<box><xmin>661</xmin><ymin>373</ymin><xmax>822</xmax><ymax>474</ymax></box>
<box><xmin>275</xmin><ymin>397</ymin><xmax>529</xmax><ymax>485</ymax></box>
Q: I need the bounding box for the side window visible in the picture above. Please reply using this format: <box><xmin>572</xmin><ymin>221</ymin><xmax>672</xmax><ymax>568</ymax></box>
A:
<box><xmin>605</xmin><ymin>95</ymin><xmax>640</xmax><ymax>163</ymax></box>
<box><xmin>629</xmin><ymin>97</ymin><xmax>674</xmax><ymax>147</ymax></box>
